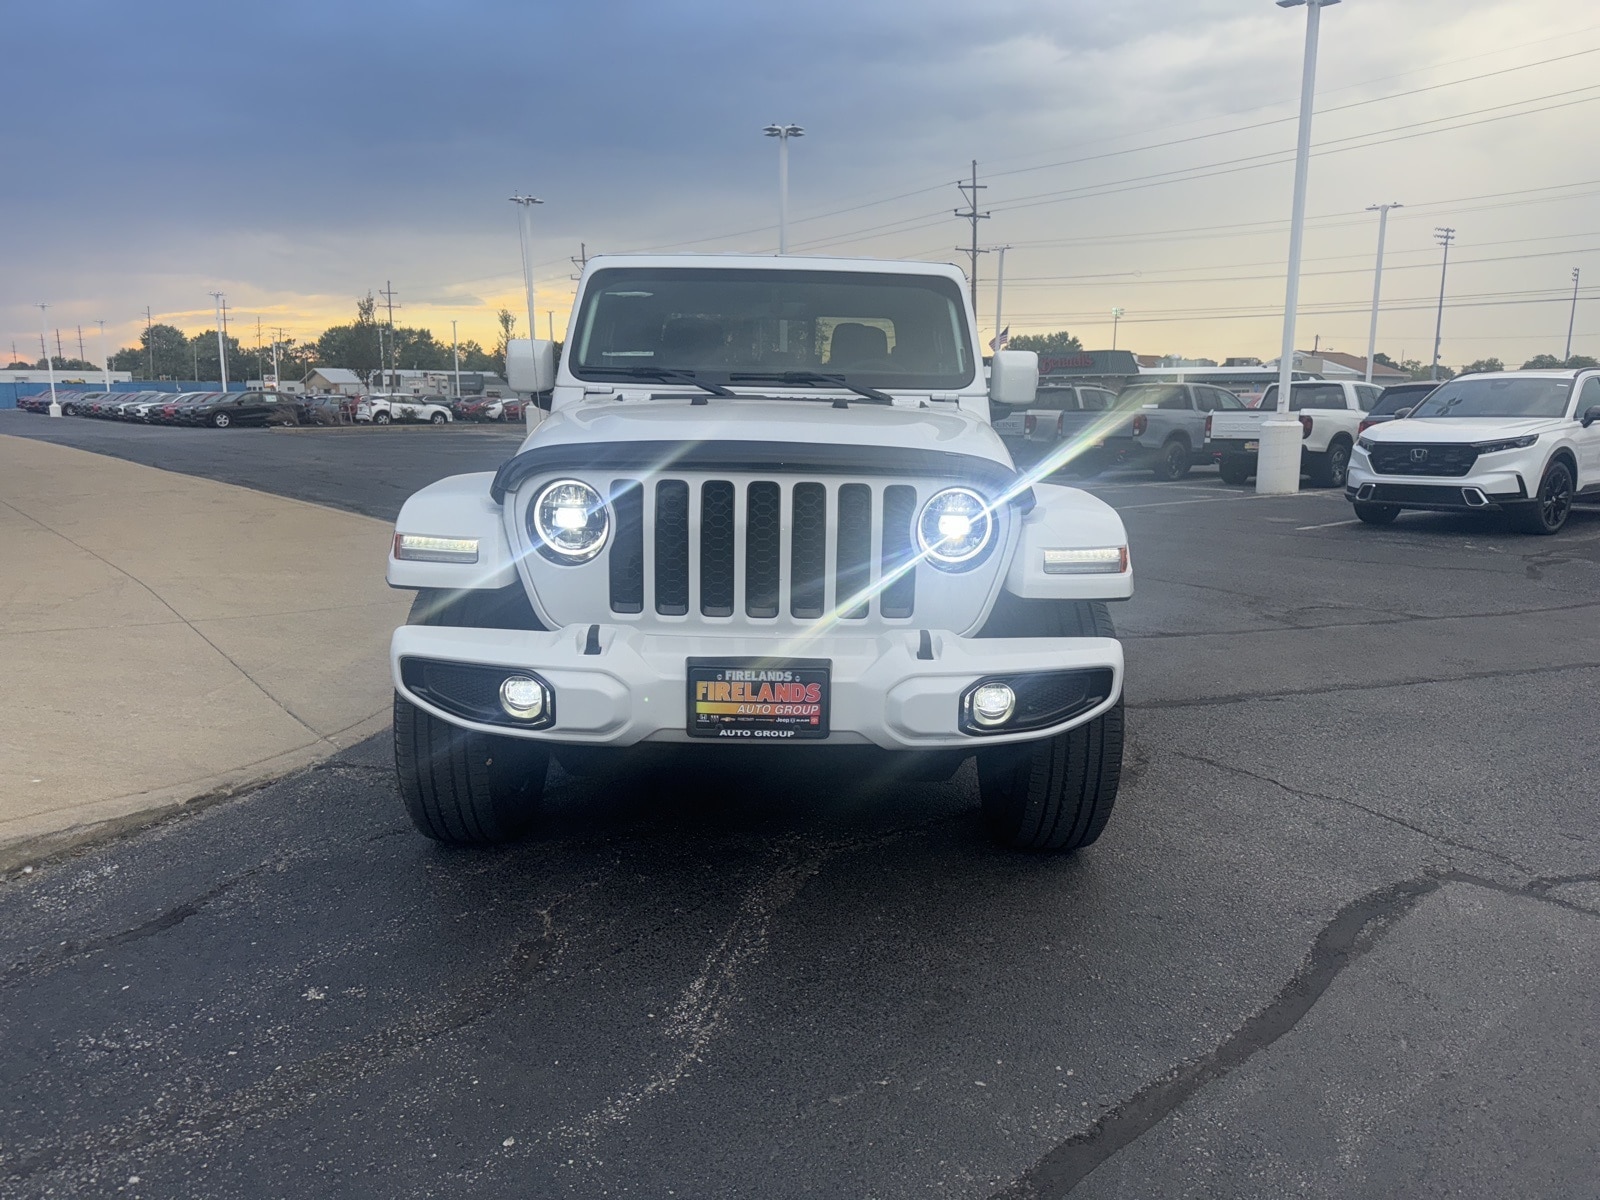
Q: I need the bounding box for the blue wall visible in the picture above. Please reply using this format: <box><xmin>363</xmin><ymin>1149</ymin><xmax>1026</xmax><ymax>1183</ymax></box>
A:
<box><xmin>0</xmin><ymin>381</ymin><xmax>246</xmax><ymax>410</ymax></box>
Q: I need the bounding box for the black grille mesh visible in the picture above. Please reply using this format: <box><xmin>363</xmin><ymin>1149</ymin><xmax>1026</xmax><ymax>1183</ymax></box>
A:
<box><xmin>745</xmin><ymin>482</ymin><xmax>782</xmax><ymax>618</ymax></box>
<box><xmin>790</xmin><ymin>483</ymin><xmax>828</xmax><ymax>619</ymax></box>
<box><xmin>608</xmin><ymin>479</ymin><xmax>644</xmax><ymax>614</ymax></box>
<box><xmin>655</xmin><ymin>480</ymin><xmax>690</xmax><ymax>615</ymax></box>
<box><xmin>700</xmin><ymin>481</ymin><xmax>736</xmax><ymax>617</ymax></box>
<box><xmin>1370</xmin><ymin>443</ymin><xmax>1479</xmax><ymax>478</ymax></box>
<box><xmin>835</xmin><ymin>484</ymin><xmax>873</xmax><ymax>620</ymax></box>
<box><xmin>879</xmin><ymin>484</ymin><xmax>918</xmax><ymax>620</ymax></box>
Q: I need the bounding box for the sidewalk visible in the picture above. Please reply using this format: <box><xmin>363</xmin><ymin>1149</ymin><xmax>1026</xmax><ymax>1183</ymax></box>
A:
<box><xmin>0</xmin><ymin>435</ymin><xmax>412</xmax><ymax>870</ymax></box>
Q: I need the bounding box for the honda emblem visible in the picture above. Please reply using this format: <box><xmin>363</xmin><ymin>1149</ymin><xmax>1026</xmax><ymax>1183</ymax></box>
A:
<box><xmin>1411</xmin><ymin>448</ymin><xmax>1429</xmax><ymax>462</ymax></box>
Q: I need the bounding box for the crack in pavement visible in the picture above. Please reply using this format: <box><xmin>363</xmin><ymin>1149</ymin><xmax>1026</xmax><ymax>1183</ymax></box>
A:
<box><xmin>1167</xmin><ymin>749</ymin><xmax>1535</xmax><ymax>875</ymax></box>
<box><xmin>992</xmin><ymin>867</ymin><xmax>1600</xmax><ymax>1198</ymax></box>
<box><xmin>1128</xmin><ymin>659</ymin><xmax>1600</xmax><ymax>712</ymax></box>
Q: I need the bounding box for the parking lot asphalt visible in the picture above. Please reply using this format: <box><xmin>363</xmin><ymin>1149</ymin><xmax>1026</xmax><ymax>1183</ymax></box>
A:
<box><xmin>4</xmin><ymin>414</ymin><xmax>1600</xmax><ymax>1198</ymax></box>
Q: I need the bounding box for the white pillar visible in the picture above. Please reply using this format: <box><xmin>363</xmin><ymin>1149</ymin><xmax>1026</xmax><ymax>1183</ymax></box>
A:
<box><xmin>1258</xmin><ymin>0</ymin><xmax>1335</xmax><ymax>496</ymax></box>
<box><xmin>98</xmin><ymin>319</ymin><xmax>111</xmax><ymax>393</ymax></box>
<box><xmin>451</xmin><ymin>319</ymin><xmax>461</xmax><ymax>399</ymax></box>
<box><xmin>778</xmin><ymin>135</ymin><xmax>790</xmax><ymax>254</ymax></box>
<box><xmin>40</xmin><ymin>303</ymin><xmax>60</xmax><ymax>417</ymax></box>
<box><xmin>1364</xmin><ymin>203</ymin><xmax>1398</xmax><ymax>383</ymax></box>
<box><xmin>993</xmin><ymin>246</ymin><xmax>1007</xmax><ymax>354</ymax></box>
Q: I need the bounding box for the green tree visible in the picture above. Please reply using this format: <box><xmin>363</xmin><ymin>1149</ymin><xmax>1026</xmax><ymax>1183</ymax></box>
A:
<box><xmin>109</xmin><ymin>323</ymin><xmax>189</xmax><ymax>379</ymax></box>
<box><xmin>1461</xmin><ymin>358</ymin><xmax>1503</xmax><ymax>374</ymax></box>
<box><xmin>6</xmin><ymin>361</ymin><xmax>30</xmax><ymax>370</ymax></box>
<box><xmin>34</xmin><ymin>356</ymin><xmax>101</xmax><ymax>371</ymax></box>
<box><xmin>188</xmin><ymin>330</ymin><xmax>248</xmax><ymax>382</ymax></box>
<box><xmin>1566</xmin><ymin>354</ymin><xmax>1599</xmax><ymax>369</ymax></box>
<box><xmin>1522</xmin><ymin>354</ymin><xmax>1565</xmax><ymax>369</ymax></box>
<box><xmin>494</xmin><ymin>308</ymin><xmax>518</xmax><ymax>374</ymax></box>
<box><xmin>314</xmin><ymin>293</ymin><xmax>382</xmax><ymax>380</ymax></box>
<box><xmin>1008</xmin><ymin>330</ymin><xmax>1083</xmax><ymax>355</ymax></box>
<box><xmin>1372</xmin><ymin>351</ymin><xmax>1398</xmax><ymax>369</ymax></box>
<box><xmin>455</xmin><ymin>340</ymin><xmax>497</xmax><ymax>372</ymax></box>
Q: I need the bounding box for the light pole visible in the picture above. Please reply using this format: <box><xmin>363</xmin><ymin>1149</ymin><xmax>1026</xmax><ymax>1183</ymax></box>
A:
<box><xmin>1258</xmin><ymin>0</ymin><xmax>1341</xmax><ymax>497</ymax></box>
<box><xmin>97</xmin><ymin>319</ymin><xmax>110</xmax><ymax>392</ymax></box>
<box><xmin>451</xmin><ymin>318</ymin><xmax>461</xmax><ymax>399</ymax></box>
<box><xmin>38</xmin><ymin>303</ymin><xmax>60</xmax><ymax>417</ymax></box>
<box><xmin>211</xmin><ymin>291</ymin><xmax>229</xmax><ymax>389</ymax></box>
<box><xmin>991</xmin><ymin>245</ymin><xmax>1010</xmax><ymax>356</ymax></box>
<box><xmin>1430</xmin><ymin>227</ymin><xmax>1455</xmax><ymax>380</ymax></box>
<box><xmin>1363</xmin><ymin>203</ymin><xmax>1401</xmax><ymax>383</ymax></box>
<box><xmin>1566</xmin><ymin>267</ymin><xmax>1581</xmax><ymax>361</ymax></box>
<box><xmin>1111</xmin><ymin>307</ymin><xmax>1125</xmax><ymax>352</ymax></box>
<box><xmin>509</xmin><ymin>194</ymin><xmax>543</xmax><ymax>358</ymax></box>
<box><xmin>763</xmin><ymin>124</ymin><xmax>804</xmax><ymax>254</ymax></box>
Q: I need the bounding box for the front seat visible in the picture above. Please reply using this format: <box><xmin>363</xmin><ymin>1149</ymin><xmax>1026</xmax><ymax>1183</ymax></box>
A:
<box><xmin>828</xmin><ymin>323</ymin><xmax>889</xmax><ymax>369</ymax></box>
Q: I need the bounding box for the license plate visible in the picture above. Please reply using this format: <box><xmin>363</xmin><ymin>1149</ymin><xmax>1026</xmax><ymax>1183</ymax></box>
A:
<box><xmin>1244</xmin><ymin>440</ymin><xmax>1259</xmax><ymax>452</ymax></box>
<box><xmin>687</xmin><ymin>659</ymin><xmax>830</xmax><ymax>740</ymax></box>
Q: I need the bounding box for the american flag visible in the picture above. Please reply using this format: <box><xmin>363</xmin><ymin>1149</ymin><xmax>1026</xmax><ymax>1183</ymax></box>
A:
<box><xmin>989</xmin><ymin>326</ymin><xmax>1010</xmax><ymax>353</ymax></box>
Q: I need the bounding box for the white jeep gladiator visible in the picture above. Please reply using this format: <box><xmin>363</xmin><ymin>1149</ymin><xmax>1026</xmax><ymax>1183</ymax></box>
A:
<box><xmin>386</xmin><ymin>255</ymin><xmax>1133</xmax><ymax>852</ymax></box>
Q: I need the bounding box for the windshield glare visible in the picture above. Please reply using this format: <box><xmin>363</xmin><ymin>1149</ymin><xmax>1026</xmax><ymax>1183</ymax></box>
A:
<box><xmin>570</xmin><ymin>267</ymin><xmax>975</xmax><ymax>389</ymax></box>
<box><xmin>1409</xmin><ymin>377</ymin><xmax>1572</xmax><ymax>419</ymax></box>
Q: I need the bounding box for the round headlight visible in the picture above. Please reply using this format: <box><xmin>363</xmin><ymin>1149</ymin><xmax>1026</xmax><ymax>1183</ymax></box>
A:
<box><xmin>916</xmin><ymin>487</ymin><xmax>994</xmax><ymax>568</ymax></box>
<box><xmin>531</xmin><ymin>479</ymin><xmax>609</xmax><ymax>562</ymax></box>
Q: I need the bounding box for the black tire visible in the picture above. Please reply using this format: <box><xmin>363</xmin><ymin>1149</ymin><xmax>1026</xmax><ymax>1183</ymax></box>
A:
<box><xmin>393</xmin><ymin>693</ymin><xmax>549</xmax><ymax>845</ymax></box>
<box><xmin>374</xmin><ymin>410</ymin><xmax>391</xmax><ymax>425</ymax></box>
<box><xmin>1512</xmin><ymin>459</ymin><xmax>1575</xmax><ymax>535</ymax></box>
<box><xmin>1307</xmin><ymin>439</ymin><xmax>1351</xmax><ymax>488</ymax></box>
<box><xmin>1218</xmin><ymin>455</ymin><xmax>1253</xmax><ymax>486</ymax></box>
<box><xmin>211</xmin><ymin>412</ymin><xmax>231</xmax><ymax>428</ymax></box>
<box><xmin>1353</xmin><ymin>502</ymin><xmax>1400</xmax><ymax>526</ymax></box>
<box><xmin>978</xmin><ymin>702</ymin><xmax>1124</xmax><ymax>852</ymax></box>
<box><xmin>430</xmin><ymin>411</ymin><xmax>448</xmax><ymax>425</ymax></box>
<box><xmin>1152</xmin><ymin>437</ymin><xmax>1191</xmax><ymax>482</ymax></box>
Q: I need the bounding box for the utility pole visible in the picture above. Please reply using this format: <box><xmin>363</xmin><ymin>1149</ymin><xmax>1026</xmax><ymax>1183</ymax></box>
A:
<box><xmin>97</xmin><ymin>320</ymin><xmax>110</xmax><ymax>391</ymax></box>
<box><xmin>571</xmin><ymin>243</ymin><xmax>589</xmax><ymax>278</ymax></box>
<box><xmin>954</xmin><ymin>160</ymin><xmax>989</xmax><ymax>312</ymax></box>
<box><xmin>38</xmin><ymin>303</ymin><xmax>59</xmax><ymax>416</ymax></box>
<box><xmin>76</xmin><ymin>325</ymin><xmax>85</xmax><ymax>361</ymax></box>
<box><xmin>144</xmin><ymin>307</ymin><xmax>154</xmax><ymax>380</ymax></box>
<box><xmin>1111</xmin><ymin>307</ymin><xmax>1125</xmax><ymax>352</ymax></box>
<box><xmin>1363</xmin><ymin>202</ymin><xmax>1402</xmax><ymax>383</ymax></box>
<box><xmin>55</xmin><ymin>329</ymin><xmax>64</xmax><ymax>362</ymax></box>
<box><xmin>1566</xmin><ymin>268</ymin><xmax>1581</xmax><ymax>361</ymax></box>
<box><xmin>380</xmin><ymin>280</ymin><xmax>401</xmax><ymax>390</ymax></box>
<box><xmin>211</xmin><ymin>292</ymin><xmax>229</xmax><ymax>389</ymax></box>
<box><xmin>1430</xmin><ymin>227</ymin><xmax>1456</xmax><ymax>381</ymax></box>
<box><xmin>256</xmin><ymin>316</ymin><xmax>264</xmax><ymax>383</ymax></box>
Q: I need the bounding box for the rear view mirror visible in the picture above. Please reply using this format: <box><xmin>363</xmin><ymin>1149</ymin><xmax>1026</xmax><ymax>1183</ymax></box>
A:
<box><xmin>1584</xmin><ymin>405</ymin><xmax>1600</xmax><ymax>428</ymax></box>
<box><xmin>989</xmin><ymin>350</ymin><xmax>1039</xmax><ymax>411</ymax></box>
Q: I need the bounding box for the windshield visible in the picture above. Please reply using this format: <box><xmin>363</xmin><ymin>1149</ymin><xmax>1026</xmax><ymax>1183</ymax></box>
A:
<box><xmin>1370</xmin><ymin>386</ymin><xmax>1433</xmax><ymax>416</ymax></box>
<box><xmin>569</xmin><ymin>267</ymin><xmax>975</xmax><ymax>390</ymax></box>
<box><xmin>1408</xmin><ymin>376</ymin><xmax>1573</xmax><ymax>419</ymax></box>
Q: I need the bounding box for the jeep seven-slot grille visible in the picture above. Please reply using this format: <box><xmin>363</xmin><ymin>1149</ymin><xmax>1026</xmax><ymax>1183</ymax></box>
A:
<box><xmin>605</xmin><ymin>480</ymin><xmax>919</xmax><ymax>621</ymax></box>
<box><xmin>1369</xmin><ymin>442</ymin><xmax>1479</xmax><ymax>477</ymax></box>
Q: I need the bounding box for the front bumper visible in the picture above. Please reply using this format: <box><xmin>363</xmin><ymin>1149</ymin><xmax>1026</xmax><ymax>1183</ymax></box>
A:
<box><xmin>1346</xmin><ymin>456</ymin><xmax>1530</xmax><ymax>511</ymax></box>
<box><xmin>391</xmin><ymin>624</ymin><xmax>1123</xmax><ymax>751</ymax></box>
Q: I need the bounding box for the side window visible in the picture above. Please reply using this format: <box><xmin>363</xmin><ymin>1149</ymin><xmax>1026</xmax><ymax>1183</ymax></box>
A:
<box><xmin>1575</xmin><ymin>377</ymin><xmax>1600</xmax><ymax>420</ymax></box>
<box><xmin>1034</xmin><ymin>388</ymin><xmax>1076</xmax><ymax>411</ymax></box>
<box><xmin>1077</xmin><ymin>390</ymin><xmax>1107</xmax><ymax>412</ymax></box>
<box><xmin>1209</xmin><ymin>388</ymin><xmax>1245</xmax><ymax>410</ymax></box>
<box><xmin>1355</xmin><ymin>384</ymin><xmax>1382</xmax><ymax>411</ymax></box>
<box><xmin>1157</xmin><ymin>390</ymin><xmax>1191</xmax><ymax>411</ymax></box>
<box><xmin>1292</xmin><ymin>383</ymin><xmax>1345</xmax><ymax>411</ymax></box>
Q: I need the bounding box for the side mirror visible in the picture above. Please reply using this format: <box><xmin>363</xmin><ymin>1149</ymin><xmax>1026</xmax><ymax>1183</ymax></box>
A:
<box><xmin>989</xmin><ymin>350</ymin><xmax>1039</xmax><ymax>411</ymax></box>
<box><xmin>1584</xmin><ymin>405</ymin><xmax>1600</xmax><ymax>429</ymax></box>
<box><xmin>506</xmin><ymin>338</ymin><xmax>556</xmax><ymax>393</ymax></box>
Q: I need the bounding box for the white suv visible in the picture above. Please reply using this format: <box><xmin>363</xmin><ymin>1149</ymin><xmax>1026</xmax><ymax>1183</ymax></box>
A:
<box><xmin>1347</xmin><ymin>369</ymin><xmax>1600</xmax><ymax>534</ymax></box>
<box><xmin>385</xmin><ymin>254</ymin><xmax>1134</xmax><ymax>853</ymax></box>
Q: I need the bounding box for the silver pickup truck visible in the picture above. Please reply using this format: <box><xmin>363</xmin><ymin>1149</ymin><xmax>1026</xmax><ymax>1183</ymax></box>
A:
<box><xmin>992</xmin><ymin>382</ymin><xmax>1121</xmax><ymax>473</ymax></box>
<box><xmin>1089</xmin><ymin>382</ymin><xmax>1250</xmax><ymax>480</ymax></box>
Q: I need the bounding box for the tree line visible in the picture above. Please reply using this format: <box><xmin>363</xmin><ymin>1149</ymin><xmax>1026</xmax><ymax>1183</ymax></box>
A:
<box><xmin>4</xmin><ymin>294</ymin><xmax>526</xmax><ymax>382</ymax></box>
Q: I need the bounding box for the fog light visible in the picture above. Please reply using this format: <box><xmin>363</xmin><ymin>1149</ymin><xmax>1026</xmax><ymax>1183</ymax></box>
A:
<box><xmin>971</xmin><ymin>682</ymin><xmax>1017</xmax><ymax>727</ymax></box>
<box><xmin>499</xmin><ymin>675</ymin><xmax>546</xmax><ymax>721</ymax></box>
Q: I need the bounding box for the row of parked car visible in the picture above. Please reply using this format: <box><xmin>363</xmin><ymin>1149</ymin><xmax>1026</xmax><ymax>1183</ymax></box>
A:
<box><xmin>15</xmin><ymin>390</ymin><xmax>525</xmax><ymax>428</ymax></box>
<box><xmin>994</xmin><ymin>377</ymin><xmax>1438</xmax><ymax>485</ymax></box>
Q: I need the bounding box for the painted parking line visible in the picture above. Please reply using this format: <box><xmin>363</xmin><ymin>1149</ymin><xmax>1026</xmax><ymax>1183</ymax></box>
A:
<box><xmin>1297</xmin><ymin>519</ymin><xmax>1362</xmax><ymax>530</ymax></box>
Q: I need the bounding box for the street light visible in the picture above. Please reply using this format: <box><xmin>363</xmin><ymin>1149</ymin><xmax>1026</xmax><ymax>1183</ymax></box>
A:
<box><xmin>1430</xmin><ymin>227</ymin><xmax>1455</xmax><ymax>380</ymax></box>
<box><xmin>211</xmin><ymin>291</ymin><xmax>229</xmax><ymax>389</ymax></box>
<box><xmin>97</xmin><ymin>318</ymin><xmax>110</xmax><ymax>393</ymax></box>
<box><xmin>509</xmin><ymin>194</ymin><xmax>544</xmax><ymax>355</ymax></box>
<box><xmin>1111</xmin><ymin>307</ymin><xmax>1125</xmax><ymax>352</ymax></box>
<box><xmin>763</xmin><ymin>123</ymin><xmax>804</xmax><ymax>254</ymax></box>
<box><xmin>1566</xmin><ymin>267</ymin><xmax>1581</xmax><ymax>361</ymax></box>
<box><xmin>38</xmin><ymin>303</ymin><xmax>59</xmax><ymax>417</ymax></box>
<box><xmin>1363</xmin><ymin>203</ymin><xmax>1401</xmax><ymax>383</ymax></box>
<box><xmin>1258</xmin><ymin>0</ymin><xmax>1341</xmax><ymax>497</ymax></box>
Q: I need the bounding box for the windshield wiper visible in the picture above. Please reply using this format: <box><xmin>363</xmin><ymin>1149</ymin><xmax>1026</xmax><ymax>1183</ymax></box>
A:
<box><xmin>727</xmin><ymin>371</ymin><xmax>894</xmax><ymax>406</ymax></box>
<box><xmin>581</xmin><ymin>367</ymin><xmax>736</xmax><ymax>398</ymax></box>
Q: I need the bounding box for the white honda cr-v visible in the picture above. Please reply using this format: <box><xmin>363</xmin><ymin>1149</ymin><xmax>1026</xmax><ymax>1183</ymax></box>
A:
<box><xmin>1347</xmin><ymin>370</ymin><xmax>1600</xmax><ymax>534</ymax></box>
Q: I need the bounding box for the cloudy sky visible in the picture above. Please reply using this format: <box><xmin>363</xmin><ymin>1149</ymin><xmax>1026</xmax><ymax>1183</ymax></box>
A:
<box><xmin>6</xmin><ymin>0</ymin><xmax>1600</xmax><ymax>370</ymax></box>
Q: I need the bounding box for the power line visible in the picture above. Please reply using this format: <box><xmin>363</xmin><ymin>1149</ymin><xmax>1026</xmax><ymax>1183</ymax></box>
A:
<box><xmin>954</xmin><ymin>160</ymin><xmax>989</xmax><ymax>310</ymax></box>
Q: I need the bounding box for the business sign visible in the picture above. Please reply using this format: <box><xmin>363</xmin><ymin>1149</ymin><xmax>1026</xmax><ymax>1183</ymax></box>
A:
<box><xmin>1038</xmin><ymin>350</ymin><xmax>1140</xmax><ymax>377</ymax></box>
